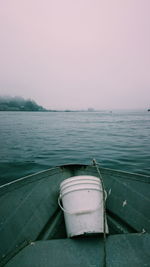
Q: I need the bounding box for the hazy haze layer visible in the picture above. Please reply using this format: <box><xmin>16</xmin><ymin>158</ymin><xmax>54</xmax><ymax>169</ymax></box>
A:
<box><xmin>0</xmin><ymin>0</ymin><xmax>150</xmax><ymax>109</ymax></box>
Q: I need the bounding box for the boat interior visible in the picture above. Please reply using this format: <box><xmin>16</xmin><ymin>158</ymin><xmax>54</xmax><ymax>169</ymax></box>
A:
<box><xmin>0</xmin><ymin>164</ymin><xmax>150</xmax><ymax>266</ymax></box>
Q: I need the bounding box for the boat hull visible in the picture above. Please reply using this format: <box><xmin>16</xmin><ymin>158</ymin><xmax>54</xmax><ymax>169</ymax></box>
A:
<box><xmin>0</xmin><ymin>164</ymin><xmax>150</xmax><ymax>266</ymax></box>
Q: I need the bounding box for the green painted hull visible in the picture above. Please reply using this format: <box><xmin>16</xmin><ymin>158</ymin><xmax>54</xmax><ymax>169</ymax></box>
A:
<box><xmin>0</xmin><ymin>164</ymin><xmax>150</xmax><ymax>266</ymax></box>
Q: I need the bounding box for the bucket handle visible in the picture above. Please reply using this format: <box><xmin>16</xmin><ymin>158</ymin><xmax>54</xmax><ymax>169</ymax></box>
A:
<box><xmin>58</xmin><ymin>190</ymin><xmax>107</xmax><ymax>215</ymax></box>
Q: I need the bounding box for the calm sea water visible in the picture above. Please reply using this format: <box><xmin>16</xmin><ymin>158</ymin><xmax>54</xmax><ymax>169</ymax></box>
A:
<box><xmin>0</xmin><ymin>110</ymin><xmax>150</xmax><ymax>185</ymax></box>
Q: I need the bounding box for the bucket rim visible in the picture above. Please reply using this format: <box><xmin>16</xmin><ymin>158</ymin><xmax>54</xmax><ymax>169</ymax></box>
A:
<box><xmin>60</xmin><ymin>186</ymin><xmax>104</xmax><ymax>199</ymax></box>
<box><xmin>60</xmin><ymin>175</ymin><xmax>100</xmax><ymax>189</ymax></box>
<box><xmin>60</xmin><ymin>181</ymin><xmax>102</xmax><ymax>195</ymax></box>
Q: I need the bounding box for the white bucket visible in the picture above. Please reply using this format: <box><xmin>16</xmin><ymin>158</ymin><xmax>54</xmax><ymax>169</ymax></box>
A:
<box><xmin>58</xmin><ymin>175</ymin><xmax>109</xmax><ymax>237</ymax></box>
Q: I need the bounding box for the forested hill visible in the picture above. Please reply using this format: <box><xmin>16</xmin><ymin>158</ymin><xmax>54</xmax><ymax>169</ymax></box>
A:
<box><xmin>0</xmin><ymin>96</ymin><xmax>46</xmax><ymax>111</ymax></box>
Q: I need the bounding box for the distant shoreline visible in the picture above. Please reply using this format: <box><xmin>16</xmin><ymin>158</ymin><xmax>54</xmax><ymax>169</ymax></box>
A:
<box><xmin>0</xmin><ymin>97</ymin><xmax>147</xmax><ymax>112</ymax></box>
<box><xmin>0</xmin><ymin>110</ymin><xmax>97</xmax><ymax>112</ymax></box>
<box><xmin>0</xmin><ymin>96</ymin><xmax>46</xmax><ymax>112</ymax></box>
<box><xmin>0</xmin><ymin>109</ymin><xmax>147</xmax><ymax>113</ymax></box>
<box><xmin>0</xmin><ymin>96</ymin><xmax>97</xmax><ymax>112</ymax></box>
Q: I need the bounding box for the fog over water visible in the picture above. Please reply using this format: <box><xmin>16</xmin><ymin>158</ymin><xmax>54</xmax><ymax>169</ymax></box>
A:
<box><xmin>0</xmin><ymin>0</ymin><xmax>150</xmax><ymax>110</ymax></box>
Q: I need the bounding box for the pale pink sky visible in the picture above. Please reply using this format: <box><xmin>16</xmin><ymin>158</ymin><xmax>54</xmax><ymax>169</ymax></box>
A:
<box><xmin>0</xmin><ymin>0</ymin><xmax>150</xmax><ymax>109</ymax></box>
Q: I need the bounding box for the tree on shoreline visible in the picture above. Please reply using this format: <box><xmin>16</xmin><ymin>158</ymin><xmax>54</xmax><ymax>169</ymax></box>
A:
<box><xmin>0</xmin><ymin>96</ymin><xmax>46</xmax><ymax>111</ymax></box>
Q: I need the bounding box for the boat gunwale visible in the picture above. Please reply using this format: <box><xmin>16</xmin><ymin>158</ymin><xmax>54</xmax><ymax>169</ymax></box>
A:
<box><xmin>0</xmin><ymin>163</ymin><xmax>150</xmax><ymax>196</ymax></box>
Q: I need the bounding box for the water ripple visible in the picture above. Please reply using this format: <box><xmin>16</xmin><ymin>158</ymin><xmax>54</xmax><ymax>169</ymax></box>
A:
<box><xmin>0</xmin><ymin>111</ymin><xmax>150</xmax><ymax>184</ymax></box>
